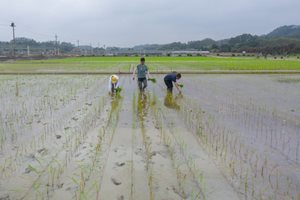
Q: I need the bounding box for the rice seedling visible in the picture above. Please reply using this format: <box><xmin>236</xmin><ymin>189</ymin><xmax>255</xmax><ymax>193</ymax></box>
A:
<box><xmin>148</xmin><ymin>78</ymin><xmax>157</xmax><ymax>83</ymax></box>
<box><xmin>115</xmin><ymin>86</ymin><xmax>122</xmax><ymax>93</ymax></box>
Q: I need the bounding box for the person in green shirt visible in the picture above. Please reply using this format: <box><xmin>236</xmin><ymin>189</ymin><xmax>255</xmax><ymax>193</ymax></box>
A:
<box><xmin>132</xmin><ymin>57</ymin><xmax>151</xmax><ymax>92</ymax></box>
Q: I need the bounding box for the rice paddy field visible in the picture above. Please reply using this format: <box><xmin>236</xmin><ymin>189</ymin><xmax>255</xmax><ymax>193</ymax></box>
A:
<box><xmin>0</xmin><ymin>71</ymin><xmax>299</xmax><ymax>199</ymax></box>
<box><xmin>0</xmin><ymin>56</ymin><xmax>300</xmax><ymax>200</ymax></box>
<box><xmin>1</xmin><ymin>56</ymin><xmax>300</xmax><ymax>72</ymax></box>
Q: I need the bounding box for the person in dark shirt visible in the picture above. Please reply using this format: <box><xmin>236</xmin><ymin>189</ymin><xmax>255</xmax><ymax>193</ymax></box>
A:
<box><xmin>164</xmin><ymin>72</ymin><xmax>182</xmax><ymax>93</ymax></box>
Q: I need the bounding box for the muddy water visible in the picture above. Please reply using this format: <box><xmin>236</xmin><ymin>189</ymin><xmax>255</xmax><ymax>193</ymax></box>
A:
<box><xmin>170</xmin><ymin>74</ymin><xmax>300</xmax><ymax>200</ymax></box>
<box><xmin>0</xmin><ymin>74</ymin><xmax>299</xmax><ymax>200</ymax></box>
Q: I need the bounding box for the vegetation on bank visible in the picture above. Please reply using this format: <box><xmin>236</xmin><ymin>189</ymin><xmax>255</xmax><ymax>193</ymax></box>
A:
<box><xmin>0</xmin><ymin>56</ymin><xmax>300</xmax><ymax>72</ymax></box>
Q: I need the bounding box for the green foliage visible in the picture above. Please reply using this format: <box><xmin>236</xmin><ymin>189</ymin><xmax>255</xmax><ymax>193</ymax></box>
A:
<box><xmin>115</xmin><ymin>87</ymin><xmax>122</xmax><ymax>93</ymax></box>
<box><xmin>1</xmin><ymin>56</ymin><xmax>300</xmax><ymax>71</ymax></box>
<box><xmin>148</xmin><ymin>78</ymin><xmax>157</xmax><ymax>83</ymax></box>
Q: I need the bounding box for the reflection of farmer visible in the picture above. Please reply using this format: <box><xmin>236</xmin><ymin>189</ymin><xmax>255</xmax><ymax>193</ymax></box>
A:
<box><xmin>108</xmin><ymin>75</ymin><xmax>119</xmax><ymax>94</ymax></box>
<box><xmin>110</xmin><ymin>93</ymin><xmax>122</xmax><ymax>113</ymax></box>
<box><xmin>132</xmin><ymin>57</ymin><xmax>151</xmax><ymax>92</ymax></box>
<box><xmin>164</xmin><ymin>92</ymin><xmax>182</xmax><ymax>110</ymax></box>
<box><xmin>137</xmin><ymin>92</ymin><xmax>148</xmax><ymax>119</ymax></box>
<box><xmin>164</xmin><ymin>72</ymin><xmax>182</xmax><ymax>93</ymax></box>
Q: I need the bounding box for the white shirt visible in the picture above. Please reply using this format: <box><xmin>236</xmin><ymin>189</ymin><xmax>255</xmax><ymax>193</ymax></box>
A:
<box><xmin>108</xmin><ymin>75</ymin><xmax>119</xmax><ymax>91</ymax></box>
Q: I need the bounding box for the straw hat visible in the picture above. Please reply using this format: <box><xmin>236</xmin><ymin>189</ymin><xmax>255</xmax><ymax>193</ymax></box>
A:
<box><xmin>111</xmin><ymin>75</ymin><xmax>118</xmax><ymax>84</ymax></box>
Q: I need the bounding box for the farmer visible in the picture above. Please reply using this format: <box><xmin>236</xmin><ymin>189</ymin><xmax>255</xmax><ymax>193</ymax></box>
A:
<box><xmin>108</xmin><ymin>74</ymin><xmax>119</xmax><ymax>94</ymax></box>
<box><xmin>132</xmin><ymin>57</ymin><xmax>150</xmax><ymax>92</ymax></box>
<box><xmin>164</xmin><ymin>72</ymin><xmax>182</xmax><ymax>93</ymax></box>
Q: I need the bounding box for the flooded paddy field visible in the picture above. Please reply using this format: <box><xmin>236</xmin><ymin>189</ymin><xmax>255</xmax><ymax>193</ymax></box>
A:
<box><xmin>0</xmin><ymin>74</ymin><xmax>299</xmax><ymax>200</ymax></box>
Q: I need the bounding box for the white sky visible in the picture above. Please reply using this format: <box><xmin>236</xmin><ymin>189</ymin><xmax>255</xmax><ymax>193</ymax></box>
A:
<box><xmin>0</xmin><ymin>0</ymin><xmax>299</xmax><ymax>47</ymax></box>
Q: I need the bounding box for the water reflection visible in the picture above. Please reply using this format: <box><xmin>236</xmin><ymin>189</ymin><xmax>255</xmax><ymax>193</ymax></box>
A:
<box><xmin>137</xmin><ymin>92</ymin><xmax>149</xmax><ymax>122</ymax></box>
<box><xmin>164</xmin><ymin>92</ymin><xmax>182</xmax><ymax>110</ymax></box>
<box><xmin>110</xmin><ymin>93</ymin><xmax>122</xmax><ymax>113</ymax></box>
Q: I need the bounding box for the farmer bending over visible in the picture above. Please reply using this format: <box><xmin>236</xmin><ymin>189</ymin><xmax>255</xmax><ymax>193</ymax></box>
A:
<box><xmin>108</xmin><ymin>74</ymin><xmax>119</xmax><ymax>94</ymax></box>
<box><xmin>164</xmin><ymin>72</ymin><xmax>182</xmax><ymax>93</ymax></box>
<box><xmin>132</xmin><ymin>57</ymin><xmax>150</xmax><ymax>92</ymax></box>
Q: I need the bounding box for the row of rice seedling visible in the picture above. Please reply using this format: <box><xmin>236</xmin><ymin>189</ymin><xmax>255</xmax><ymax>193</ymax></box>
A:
<box><xmin>0</xmin><ymin>75</ymin><xmax>111</xmax><ymax>199</ymax></box>
<box><xmin>179</xmin><ymin>96</ymin><xmax>299</xmax><ymax>200</ymax></box>
<box><xmin>0</xmin><ymin>76</ymin><xmax>106</xmax><ymax>179</ymax></box>
<box><xmin>149</xmin><ymin>92</ymin><xmax>207</xmax><ymax>200</ymax></box>
<box><xmin>132</xmin><ymin>92</ymin><xmax>155</xmax><ymax>200</ymax></box>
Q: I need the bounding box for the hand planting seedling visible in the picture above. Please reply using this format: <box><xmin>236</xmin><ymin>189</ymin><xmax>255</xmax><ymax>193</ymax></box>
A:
<box><xmin>148</xmin><ymin>78</ymin><xmax>157</xmax><ymax>83</ymax></box>
<box><xmin>115</xmin><ymin>87</ymin><xmax>122</xmax><ymax>93</ymax></box>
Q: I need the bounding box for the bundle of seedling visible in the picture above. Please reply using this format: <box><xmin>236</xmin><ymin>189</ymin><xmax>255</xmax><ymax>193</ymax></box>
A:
<box><xmin>115</xmin><ymin>87</ymin><xmax>122</xmax><ymax>94</ymax></box>
<box><xmin>148</xmin><ymin>78</ymin><xmax>157</xmax><ymax>83</ymax></box>
<box><xmin>178</xmin><ymin>84</ymin><xmax>184</xmax><ymax>88</ymax></box>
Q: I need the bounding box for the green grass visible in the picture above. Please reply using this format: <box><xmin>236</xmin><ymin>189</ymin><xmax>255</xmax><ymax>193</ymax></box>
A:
<box><xmin>277</xmin><ymin>78</ymin><xmax>300</xmax><ymax>83</ymax></box>
<box><xmin>0</xmin><ymin>56</ymin><xmax>300</xmax><ymax>72</ymax></box>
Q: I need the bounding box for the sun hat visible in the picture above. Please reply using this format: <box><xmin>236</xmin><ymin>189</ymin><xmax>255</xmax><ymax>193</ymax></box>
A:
<box><xmin>111</xmin><ymin>75</ymin><xmax>118</xmax><ymax>84</ymax></box>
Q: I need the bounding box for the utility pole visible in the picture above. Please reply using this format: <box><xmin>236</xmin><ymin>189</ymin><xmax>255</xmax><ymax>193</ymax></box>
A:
<box><xmin>10</xmin><ymin>22</ymin><xmax>16</xmax><ymax>57</ymax></box>
<box><xmin>55</xmin><ymin>34</ymin><xmax>58</xmax><ymax>55</ymax></box>
<box><xmin>97</xmin><ymin>43</ymin><xmax>101</xmax><ymax>55</ymax></box>
<box><xmin>77</xmin><ymin>40</ymin><xmax>80</xmax><ymax>54</ymax></box>
<box><xmin>27</xmin><ymin>45</ymin><xmax>30</xmax><ymax>56</ymax></box>
<box><xmin>90</xmin><ymin>43</ymin><xmax>93</xmax><ymax>55</ymax></box>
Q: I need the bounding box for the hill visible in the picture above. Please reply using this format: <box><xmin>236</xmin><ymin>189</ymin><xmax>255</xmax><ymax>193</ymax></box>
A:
<box><xmin>1</xmin><ymin>25</ymin><xmax>300</xmax><ymax>56</ymax></box>
<box><xmin>133</xmin><ymin>25</ymin><xmax>300</xmax><ymax>54</ymax></box>
<box><xmin>267</xmin><ymin>25</ymin><xmax>300</xmax><ymax>38</ymax></box>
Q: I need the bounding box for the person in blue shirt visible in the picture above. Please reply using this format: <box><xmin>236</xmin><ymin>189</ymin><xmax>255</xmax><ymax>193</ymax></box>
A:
<box><xmin>164</xmin><ymin>72</ymin><xmax>182</xmax><ymax>93</ymax></box>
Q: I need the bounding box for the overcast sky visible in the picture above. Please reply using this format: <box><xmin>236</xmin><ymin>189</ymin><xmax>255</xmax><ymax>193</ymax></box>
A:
<box><xmin>0</xmin><ymin>0</ymin><xmax>299</xmax><ymax>47</ymax></box>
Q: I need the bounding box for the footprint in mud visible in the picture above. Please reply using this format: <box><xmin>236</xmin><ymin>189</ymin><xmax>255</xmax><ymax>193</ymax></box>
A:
<box><xmin>156</xmin><ymin>150</ymin><xmax>169</xmax><ymax>159</ymax></box>
<box><xmin>150</xmin><ymin>151</ymin><xmax>157</xmax><ymax>158</ymax></box>
<box><xmin>85</xmin><ymin>102</ymin><xmax>92</xmax><ymax>106</ymax></box>
<box><xmin>64</xmin><ymin>126</ymin><xmax>71</xmax><ymax>130</ymax></box>
<box><xmin>115</xmin><ymin>162</ymin><xmax>125</xmax><ymax>167</ymax></box>
<box><xmin>135</xmin><ymin>148</ymin><xmax>143</xmax><ymax>155</ymax></box>
<box><xmin>12</xmin><ymin>145</ymin><xmax>19</xmax><ymax>150</ymax></box>
<box><xmin>24</xmin><ymin>165</ymin><xmax>35</xmax><ymax>174</ymax></box>
<box><xmin>117</xmin><ymin>195</ymin><xmax>124</xmax><ymax>200</ymax></box>
<box><xmin>57</xmin><ymin>183</ymin><xmax>64</xmax><ymax>189</ymax></box>
<box><xmin>111</xmin><ymin>177</ymin><xmax>122</xmax><ymax>186</ymax></box>
<box><xmin>75</xmin><ymin>153</ymin><xmax>81</xmax><ymax>157</ymax></box>
<box><xmin>24</xmin><ymin>153</ymin><xmax>36</xmax><ymax>162</ymax></box>
<box><xmin>172</xmin><ymin>185</ymin><xmax>188</xmax><ymax>199</ymax></box>
<box><xmin>72</xmin><ymin>117</ymin><xmax>79</xmax><ymax>121</ymax></box>
<box><xmin>37</xmin><ymin>148</ymin><xmax>48</xmax><ymax>155</ymax></box>
<box><xmin>0</xmin><ymin>194</ymin><xmax>10</xmax><ymax>200</ymax></box>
